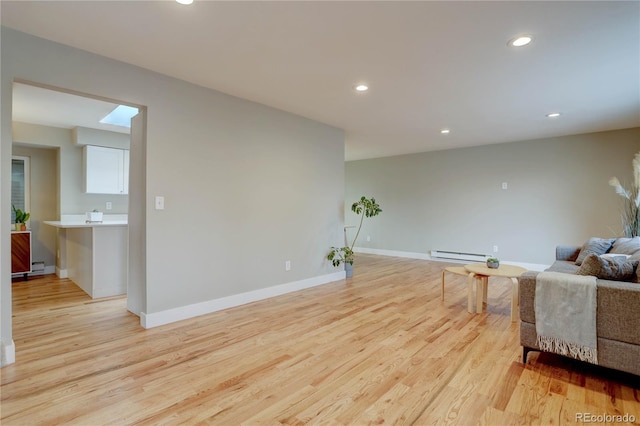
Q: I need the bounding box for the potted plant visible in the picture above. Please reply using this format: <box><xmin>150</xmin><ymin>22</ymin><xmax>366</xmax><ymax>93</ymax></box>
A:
<box><xmin>327</xmin><ymin>246</ymin><xmax>354</xmax><ymax>270</ymax></box>
<box><xmin>486</xmin><ymin>257</ymin><xmax>500</xmax><ymax>269</ymax></box>
<box><xmin>12</xmin><ymin>204</ymin><xmax>30</xmax><ymax>231</ymax></box>
<box><xmin>327</xmin><ymin>196</ymin><xmax>382</xmax><ymax>277</ymax></box>
<box><xmin>609</xmin><ymin>151</ymin><xmax>640</xmax><ymax>237</ymax></box>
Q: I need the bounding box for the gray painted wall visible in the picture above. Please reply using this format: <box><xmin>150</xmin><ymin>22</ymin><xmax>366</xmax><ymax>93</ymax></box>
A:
<box><xmin>1</xmin><ymin>28</ymin><xmax>345</xmax><ymax>360</ymax></box>
<box><xmin>346</xmin><ymin>128</ymin><xmax>640</xmax><ymax>266</ymax></box>
<box><xmin>11</xmin><ymin>144</ymin><xmax>58</xmax><ymax>270</ymax></box>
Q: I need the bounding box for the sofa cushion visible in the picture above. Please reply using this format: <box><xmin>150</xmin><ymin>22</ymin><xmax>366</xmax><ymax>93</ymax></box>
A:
<box><xmin>556</xmin><ymin>246</ymin><xmax>581</xmax><ymax>262</ymax></box>
<box><xmin>548</xmin><ymin>260</ymin><xmax>580</xmax><ymax>274</ymax></box>
<box><xmin>575</xmin><ymin>238</ymin><xmax>616</xmax><ymax>265</ymax></box>
<box><xmin>576</xmin><ymin>253</ymin><xmax>639</xmax><ymax>282</ymax></box>
<box><xmin>600</xmin><ymin>253</ymin><xmax>631</xmax><ymax>260</ymax></box>
<box><xmin>610</xmin><ymin>237</ymin><xmax>640</xmax><ymax>255</ymax></box>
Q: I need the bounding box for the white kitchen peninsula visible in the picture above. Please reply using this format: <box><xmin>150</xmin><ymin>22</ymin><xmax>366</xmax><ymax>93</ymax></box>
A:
<box><xmin>44</xmin><ymin>215</ymin><xmax>127</xmax><ymax>298</ymax></box>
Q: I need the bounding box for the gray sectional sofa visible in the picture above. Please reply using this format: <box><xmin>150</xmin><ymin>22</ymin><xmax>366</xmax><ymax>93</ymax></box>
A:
<box><xmin>519</xmin><ymin>243</ymin><xmax>640</xmax><ymax>377</ymax></box>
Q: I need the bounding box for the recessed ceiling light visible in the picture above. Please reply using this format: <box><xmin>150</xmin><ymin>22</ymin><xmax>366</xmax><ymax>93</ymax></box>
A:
<box><xmin>354</xmin><ymin>84</ymin><xmax>369</xmax><ymax>92</ymax></box>
<box><xmin>440</xmin><ymin>129</ymin><xmax>450</xmax><ymax>134</ymax></box>
<box><xmin>176</xmin><ymin>0</ymin><xmax>193</xmax><ymax>5</ymax></box>
<box><xmin>508</xmin><ymin>35</ymin><xmax>532</xmax><ymax>47</ymax></box>
<box><xmin>546</xmin><ymin>112</ymin><xmax>561</xmax><ymax>118</ymax></box>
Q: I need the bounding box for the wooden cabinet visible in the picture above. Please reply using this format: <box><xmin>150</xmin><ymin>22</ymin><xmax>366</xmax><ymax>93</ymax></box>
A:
<box><xmin>11</xmin><ymin>231</ymin><xmax>32</xmax><ymax>278</ymax></box>
<box><xmin>83</xmin><ymin>145</ymin><xmax>129</xmax><ymax>194</ymax></box>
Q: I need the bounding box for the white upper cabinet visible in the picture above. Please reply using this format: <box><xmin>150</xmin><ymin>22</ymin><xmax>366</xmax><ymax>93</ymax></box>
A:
<box><xmin>84</xmin><ymin>145</ymin><xmax>129</xmax><ymax>194</ymax></box>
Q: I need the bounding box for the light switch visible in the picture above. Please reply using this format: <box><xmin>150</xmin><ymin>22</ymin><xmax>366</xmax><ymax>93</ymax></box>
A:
<box><xmin>155</xmin><ymin>196</ymin><xmax>165</xmax><ymax>210</ymax></box>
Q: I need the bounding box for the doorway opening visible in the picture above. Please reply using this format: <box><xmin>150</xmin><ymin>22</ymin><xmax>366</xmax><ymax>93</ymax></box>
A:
<box><xmin>10</xmin><ymin>80</ymin><xmax>147</xmax><ymax>323</ymax></box>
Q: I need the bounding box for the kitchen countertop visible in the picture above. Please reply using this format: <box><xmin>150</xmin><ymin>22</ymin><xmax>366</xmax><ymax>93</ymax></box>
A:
<box><xmin>44</xmin><ymin>220</ymin><xmax>128</xmax><ymax>228</ymax></box>
<box><xmin>44</xmin><ymin>214</ymin><xmax>128</xmax><ymax>228</ymax></box>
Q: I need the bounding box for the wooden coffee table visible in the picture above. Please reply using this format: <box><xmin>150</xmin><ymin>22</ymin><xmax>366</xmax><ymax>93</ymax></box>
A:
<box><xmin>464</xmin><ymin>263</ymin><xmax>527</xmax><ymax>321</ymax></box>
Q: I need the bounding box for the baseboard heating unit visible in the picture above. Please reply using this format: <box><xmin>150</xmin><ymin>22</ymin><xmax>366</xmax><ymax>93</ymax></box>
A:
<box><xmin>430</xmin><ymin>250</ymin><xmax>488</xmax><ymax>262</ymax></box>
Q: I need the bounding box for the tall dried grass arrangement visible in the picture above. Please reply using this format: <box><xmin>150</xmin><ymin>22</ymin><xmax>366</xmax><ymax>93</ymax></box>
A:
<box><xmin>609</xmin><ymin>152</ymin><xmax>640</xmax><ymax>237</ymax></box>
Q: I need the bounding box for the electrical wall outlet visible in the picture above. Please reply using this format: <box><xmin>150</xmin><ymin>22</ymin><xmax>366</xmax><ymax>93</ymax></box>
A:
<box><xmin>285</xmin><ymin>260</ymin><xmax>291</xmax><ymax>271</ymax></box>
<box><xmin>502</xmin><ymin>182</ymin><xmax>508</xmax><ymax>190</ymax></box>
<box><xmin>493</xmin><ymin>245</ymin><xmax>499</xmax><ymax>253</ymax></box>
<box><xmin>106</xmin><ymin>201</ymin><xmax>112</xmax><ymax>210</ymax></box>
<box><xmin>366</xmin><ymin>235</ymin><xmax>371</xmax><ymax>242</ymax></box>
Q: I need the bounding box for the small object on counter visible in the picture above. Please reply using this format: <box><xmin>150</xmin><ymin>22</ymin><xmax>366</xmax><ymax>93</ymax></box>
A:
<box><xmin>86</xmin><ymin>210</ymin><xmax>103</xmax><ymax>223</ymax></box>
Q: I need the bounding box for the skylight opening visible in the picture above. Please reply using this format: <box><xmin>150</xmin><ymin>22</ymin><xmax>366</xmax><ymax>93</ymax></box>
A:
<box><xmin>100</xmin><ymin>105</ymin><xmax>139</xmax><ymax>128</ymax></box>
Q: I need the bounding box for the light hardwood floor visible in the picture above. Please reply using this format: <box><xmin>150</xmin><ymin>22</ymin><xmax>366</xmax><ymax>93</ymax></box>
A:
<box><xmin>2</xmin><ymin>254</ymin><xmax>639</xmax><ymax>425</ymax></box>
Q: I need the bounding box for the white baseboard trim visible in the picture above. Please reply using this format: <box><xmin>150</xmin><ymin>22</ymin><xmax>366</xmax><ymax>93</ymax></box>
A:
<box><xmin>353</xmin><ymin>247</ymin><xmax>549</xmax><ymax>272</ymax></box>
<box><xmin>56</xmin><ymin>267</ymin><xmax>68</xmax><ymax>278</ymax></box>
<box><xmin>1</xmin><ymin>339</ymin><xmax>16</xmax><ymax>366</ymax></box>
<box><xmin>354</xmin><ymin>247</ymin><xmax>430</xmax><ymax>260</ymax></box>
<box><xmin>141</xmin><ymin>271</ymin><xmax>346</xmax><ymax>329</ymax></box>
<box><xmin>21</xmin><ymin>265</ymin><xmax>57</xmax><ymax>277</ymax></box>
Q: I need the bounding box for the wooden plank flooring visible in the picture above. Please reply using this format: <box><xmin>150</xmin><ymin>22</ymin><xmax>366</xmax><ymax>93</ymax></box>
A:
<box><xmin>2</xmin><ymin>254</ymin><xmax>639</xmax><ymax>425</ymax></box>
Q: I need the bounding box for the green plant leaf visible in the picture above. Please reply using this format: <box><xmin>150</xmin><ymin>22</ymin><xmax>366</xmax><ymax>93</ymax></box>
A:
<box><xmin>328</xmin><ymin>196</ymin><xmax>383</xmax><ymax>268</ymax></box>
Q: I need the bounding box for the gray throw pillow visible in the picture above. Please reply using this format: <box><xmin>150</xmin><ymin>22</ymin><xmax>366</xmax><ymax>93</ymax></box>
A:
<box><xmin>610</xmin><ymin>237</ymin><xmax>640</xmax><ymax>255</ymax></box>
<box><xmin>576</xmin><ymin>253</ymin><xmax>639</xmax><ymax>282</ymax></box>
<box><xmin>575</xmin><ymin>237</ymin><xmax>616</xmax><ymax>266</ymax></box>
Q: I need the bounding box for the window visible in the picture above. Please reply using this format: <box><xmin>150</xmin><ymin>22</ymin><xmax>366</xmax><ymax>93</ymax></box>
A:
<box><xmin>11</xmin><ymin>156</ymin><xmax>30</xmax><ymax>224</ymax></box>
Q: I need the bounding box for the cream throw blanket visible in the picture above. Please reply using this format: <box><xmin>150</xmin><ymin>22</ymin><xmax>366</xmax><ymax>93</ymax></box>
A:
<box><xmin>535</xmin><ymin>271</ymin><xmax>598</xmax><ymax>364</ymax></box>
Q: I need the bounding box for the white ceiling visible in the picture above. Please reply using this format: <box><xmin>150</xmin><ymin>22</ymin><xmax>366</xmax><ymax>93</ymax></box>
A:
<box><xmin>12</xmin><ymin>83</ymin><xmax>131</xmax><ymax>135</ymax></box>
<box><xmin>2</xmin><ymin>1</ymin><xmax>639</xmax><ymax>161</ymax></box>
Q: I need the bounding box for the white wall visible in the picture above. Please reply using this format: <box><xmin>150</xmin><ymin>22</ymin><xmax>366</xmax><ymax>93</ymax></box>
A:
<box><xmin>346</xmin><ymin>127</ymin><xmax>640</xmax><ymax>266</ymax></box>
<box><xmin>1</xmin><ymin>28</ymin><xmax>345</xmax><ymax>364</ymax></box>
